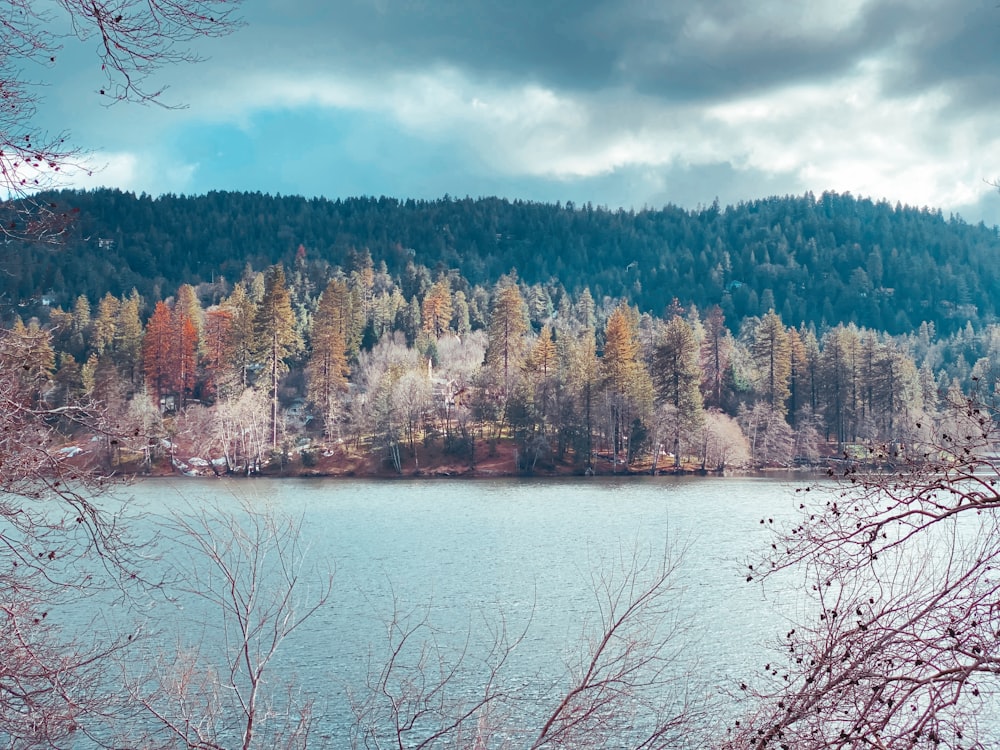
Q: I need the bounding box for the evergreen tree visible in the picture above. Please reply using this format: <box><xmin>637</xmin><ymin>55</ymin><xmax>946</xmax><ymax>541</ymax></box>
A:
<box><xmin>171</xmin><ymin>306</ymin><xmax>198</xmax><ymax>408</ymax></box>
<box><xmin>174</xmin><ymin>283</ymin><xmax>205</xmax><ymax>355</ymax></box>
<box><xmin>751</xmin><ymin>311</ymin><xmax>792</xmax><ymax>417</ymax></box>
<box><xmin>699</xmin><ymin>304</ymin><xmax>731</xmax><ymax>410</ymax></box>
<box><xmin>92</xmin><ymin>293</ymin><xmax>120</xmax><ymax>355</ymax></box>
<box><xmin>67</xmin><ymin>294</ymin><xmax>91</xmax><ymax>358</ymax></box>
<box><xmin>786</xmin><ymin>327</ymin><xmax>807</xmax><ymax>426</ymax></box>
<box><xmin>526</xmin><ymin>324</ymin><xmax>558</xmax><ymax>429</ymax></box>
<box><xmin>202</xmin><ymin>306</ymin><xmax>237</xmax><ymax>401</ymax></box>
<box><xmin>820</xmin><ymin>325</ymin><xmax>862</xmax><ymax>444</ymax></box>
<box><xmin>225</xmin><ymin>284</ymin><xmax>258</xmax><ymax>390</ymax></box>
<box><xmin>252</xmin><ymin>264</ymin><xmax>301</xmax><ymax>449</ymax></box>
<box><xmin>451</xmin><ymin>290</ymin><xmax>472</xmax><ymax>336</ymax></box>
<box><xmin>421</xmin><ymin>278</ymin><xmax>453</xmax><ymax>339</ymax></box>
<box><xmin>601</xmin><ymin>302</ymin><xmax>653</xmax><ymax>465</ymax></box>
<box><xmin>575</xmin><ymin>288</ymin><xmax>596</xmax><ymax>330</ymax></box>
<box><xmin>484</xmin><ymin>284</ymin><xmax>529</xmax><ymax>398</ymax></box>
<box><xmin>8</xmin><ymin>319</ymin><xmax>55</xmax><ymax>405</ymax></box>
<box><xmin>654</xmin><ymin>315</ymin><xmax>704</xmax><ymax>467</ymax></box>
<box><xmin>114</xmin><ymin>290</ymin><xmax>144</xmax><ymax>386</ymax></box>
<box><xmin>402</xmin><ymin>295</ymin><xmax>422</xmax><ymax>345</ymax></box>
<box><xmin>871</xmin><ymin>342</ymin><xmax>922</xmax><ymax>444</ymax></box>
<box><xmin>554</xmin><ymin>326</ymin><xmax>600</xmax><ymax>468</ymax></box>
<box><xmin>307</xmin><ymin>278</ymin><xmax>350</xmax><ymax>438</ymax></box>
<box><xmin>142</xmin><ymin>301</ymin><xmax>173</xmax><ymax>407</ymax></box>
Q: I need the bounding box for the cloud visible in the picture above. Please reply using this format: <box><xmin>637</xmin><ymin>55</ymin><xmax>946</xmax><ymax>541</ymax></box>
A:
<box><xmin>195</xmin><ymin>54</ymin><xmax>998</xmax><ymax>208</ymax></box>
<box><xmin>27</xmin><ymin>0</ymin><xmax>1000</xmax><ymax>224</ymax></box>
<box><xmin>62</xmin><ymin>152</ymin><xmax>199</xmax><ymax>195</ymax></box>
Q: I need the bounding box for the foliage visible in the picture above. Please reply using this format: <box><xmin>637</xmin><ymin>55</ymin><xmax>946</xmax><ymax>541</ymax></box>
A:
<box><xmin>253</xmin><ymin>265</ymin><xmax>301</xmax><ymax>449</ymax></box>
<box><xmin>11</xmin><ymin>190</ymin><xmax>1000</xmax><ymax>338</ymax></box>
<box><xmin>306</xmin><ymin>278</ymin><xmax>350</xmax><ymax>437</ymax></box>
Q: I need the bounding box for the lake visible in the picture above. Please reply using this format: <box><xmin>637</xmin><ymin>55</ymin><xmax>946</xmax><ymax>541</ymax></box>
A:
<box><xmin>95</xmin><ymin>475</ymin><xmax>808</xmax><ymax>747</ymax></box>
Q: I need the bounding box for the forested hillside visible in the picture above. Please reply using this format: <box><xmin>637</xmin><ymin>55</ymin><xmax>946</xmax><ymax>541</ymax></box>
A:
<box><xmin>3</xmin><ymin>188</ymin><xmax>1000</xmax><ymax>476</ymax></box>
<box><xmin>5</xmin><ymin>189</ymin><xmax>999</xmax><ymax>335</ymax></box>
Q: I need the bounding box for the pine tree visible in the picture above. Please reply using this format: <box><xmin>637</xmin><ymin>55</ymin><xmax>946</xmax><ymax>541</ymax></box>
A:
<box><xmin>421</xmin><ymin>278</ymin><xmax>453</xmax><ymax>339</ymax></box>
<box><xmin>601</xmin><ymin>302</ymin><xmax>653</xmax><ymax>465</ymax></box>
<box><xmin>92</xmin><ymin>293</ymin><xmax>120</xmax><ymax>355</ymax></box>
<box><xmin>526</xmin><ymin>324</ymin><xmax>557</xmax><ymax>426</ymax></box>
<box><xmin>699</xmin><ymin>304</ymin><xmax>731</xmax><ymax>410</ymax></box>
<box><xmin>252</xmin><ymin>264</ymin><xmax>301</xmax><ymax>449</ymax></box>
<box><xmin>787</xmin><ymin>327</ymin><xmax>807</xmax><ymax>425</ymax></box>
<box><xmin>202</xmin><ymin>306</ymin><xmax>237</xmax><ymax>401</ymax></box>
<box><xmin>174</xmin><ymin>283</ymin><xmax>205</xmax><ymax>355</ymax></box>
<box><xmin>871</xmin><ymin>342</ymin><xmax>922</xmax><ymax>444</ymax></box>
<box><xmin>602</xmin><ymin>303</ymin><xmax>650</xmax><ymax>398</ymax></box>
<box><xmin>485</xmin><ymin>284</ymin><xmax>529</xmax><ymax>396</ymax></box>
<box><xmin>569</xmin><ymin>327</ymin><xmax>600</xmax><ymax>467</ymax></box>
<box><xmin>67</xmin><ymin>294</ymin><xmax>91</xmax><ymax>358</ymax></box>
<box><xmin>526</xmin><ymin>324</ymin><xmax>557</xmax><ymax>379</ymax></box>
<box><xmin>820</xmin><ymin>324</ymin><xmax>862</xmax><ymax>444</ymax></box>
<box><xmin>172</xmin><ymin>313</ymin><xmax>198</xmax><ymax>408</ymax></box>
<box><xmin>751</xmin><ymin>310</ymin><xmax>792</xmax><ymax>416</ymax></box>
<box><xmin>403</xmin><ymin>295</ymin><xmax>422</xmax><ymax>345</ymax></box>
<box><xmin>143</xmin><ymin>301</ymin><xmax>174</xmax><ymax>407</ymax></box>
<box><xmin>307</xmin><ymin>278</ymin><xmax>350</xmax><ymax>438</ymax></box>
<box><xmin>575</xmin><ymin>287</ymin><xmax>596</xmax><ymax>330</ymax></box>
<box><xmin>654</xmin><ymin>315</ymin><xmax>704</xmax><ymax>466</ymax></box>
<box><xmin>451</xmin><ymin>290</ymin><xmax>471</xmax><ymax>335</ymax></box>
<box><xmin>114</xmin><ymin>290</ymin><xmax>144</xmax><ymax>386</ymax></box>
<box><xmin>71</xmin><ymin>295</ymin><xmax>91</xmax><ymax>334</ymax></box>
<box><xmin>225</xmin><ymin>284</ymin><xmax>258</xmax><ymax>390</ymax></box>
<box><xmin>8</xmin><ymin>318</ymin><xmax>55</xmax><ymax>405</ymax></box>
<box><xmin>797</xmin><ymin>325</ymin><xmax>822</xmax><ymax>417</ymax></box>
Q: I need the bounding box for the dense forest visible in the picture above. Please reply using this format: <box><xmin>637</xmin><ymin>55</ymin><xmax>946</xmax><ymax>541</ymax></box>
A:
<box><xmin>4</xmin><ymin>187</ymin><xmax>999</xmax><ymax>474</ymax></box>
<box><xmin>4</xmin><ymin>189</ymin><xmax>1000</xmax><ymax>336</ymax></box>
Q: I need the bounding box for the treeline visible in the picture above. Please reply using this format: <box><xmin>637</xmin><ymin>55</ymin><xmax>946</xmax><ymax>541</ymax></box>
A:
<box><xmin>9</xmin><ymin>250</ymin><xmax>1000</xmax><ymax>473</ymax></box>
<box><xmin>5</xmin><ymin>189</ymin><xmax>1000</xmax><ymax>336</ymax></box>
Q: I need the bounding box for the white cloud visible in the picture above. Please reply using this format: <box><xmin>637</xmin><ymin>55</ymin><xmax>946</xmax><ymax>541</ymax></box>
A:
<box><xmin>63</xmin><ymin>152</ymin><xmax>199</xmax><ymax>195</ymax></box>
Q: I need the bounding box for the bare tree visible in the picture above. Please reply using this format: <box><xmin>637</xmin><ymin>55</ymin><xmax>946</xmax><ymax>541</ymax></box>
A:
<box><xmin>527</xmin><ymin>545</ymin><xmax>703</xmax><ymax>749</ymax></box>
<box><xmin>350</xmin><ymin>543</ymin><xmax>708</xmax><ymax>749</ymax></box>
<box><xmin>727</xmin><ymin>396</ymin><xmax>1000</xmax><ymax>749</ymax></box>
<box><xmin>0</xmin><ymin>320</ymin><xmax>143</xmax><ymax>747</ymax></box>
<box><xmin>212</xmin><ymin>387</ymin><xmax>270</xmax><ymax>474</ymax></box>
<box><xmin>696</xmin><ymin>408</ymin><xmax>751</xmax><ymax>472</ymax></box>
<box><xmin>1</xmin><ymin>0</ymin><xmax>241</xmax><ymax>237</ymax></box>
<box><xmin>738</xmin><ymin>402</ymin><xmax>795</xmax><ymax>468</ymax></box>
<box><xmin>349</xmin><ymin>593</ymin><xmax>522</xmax><ymax>750</ymax></box>
<box><xmin>120</xmin><ymin>503</ymin><xmax>333</xmax><ymax>750</ymax></box>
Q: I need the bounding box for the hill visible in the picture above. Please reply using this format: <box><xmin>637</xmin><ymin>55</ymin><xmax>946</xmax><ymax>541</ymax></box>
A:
<box><xmin>4</xmin><ymin>189</ymin><xmax>999</xmax><ymax>333</ymax></box>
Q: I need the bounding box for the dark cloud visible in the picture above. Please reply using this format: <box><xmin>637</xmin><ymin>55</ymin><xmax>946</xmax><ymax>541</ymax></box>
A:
<box><xmin>877</xmin><ymin>1</ymin><xmax>1000</xmax><ymax>105</ymax></box>
<box><xmin>235</xmin><ymin>0</ymin><xmax>943</xmax><ymax>102</ymax></box>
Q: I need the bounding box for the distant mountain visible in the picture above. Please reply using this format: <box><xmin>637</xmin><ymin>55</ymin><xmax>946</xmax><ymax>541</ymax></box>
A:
<box><xmin>5</xmin><ymin>189</ymin><xmax>998</xmax><ymax>333</ymax></box>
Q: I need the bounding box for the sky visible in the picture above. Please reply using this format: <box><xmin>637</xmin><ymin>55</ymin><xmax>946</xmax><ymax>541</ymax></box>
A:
<box><xmin>28</xmin><ymin>0</ymin><xmax>1000</xmax><ymax>224</ymax></box>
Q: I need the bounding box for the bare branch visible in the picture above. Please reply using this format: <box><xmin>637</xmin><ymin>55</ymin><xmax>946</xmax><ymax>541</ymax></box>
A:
<box><xmin>727</xmin><ymin>396</ymin><xmax>1000</xmax><ymax>749</ymax></box>
<box><xmin>120</xmin><ymin>501</ymin><xmax>332</xmax><ymax>750</ymax></box>
<box><xmin>0</xmin><ymin>0</ymin><xmax>242</xmax><ymax>237</ymax></box>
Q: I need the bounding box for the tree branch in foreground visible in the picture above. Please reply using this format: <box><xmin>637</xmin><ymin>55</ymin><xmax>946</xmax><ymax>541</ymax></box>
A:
<box><xmin>727</xmin><ymin>397</ymin><xmax>1000</xmax><ymax>749</ymax></box>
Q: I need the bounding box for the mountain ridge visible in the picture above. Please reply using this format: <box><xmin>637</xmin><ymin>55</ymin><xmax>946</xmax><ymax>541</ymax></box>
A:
<box><xmin>5</xmin><ymin>188</ymin><xmax>998</xmax><ymax>334</ymax></box>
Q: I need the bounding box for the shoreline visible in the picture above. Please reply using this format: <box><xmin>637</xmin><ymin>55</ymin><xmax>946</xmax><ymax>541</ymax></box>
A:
<box><xmin>67</xmin><ymin>434</ymin><xmax>838</xmax><ymax>482</ymax></box>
